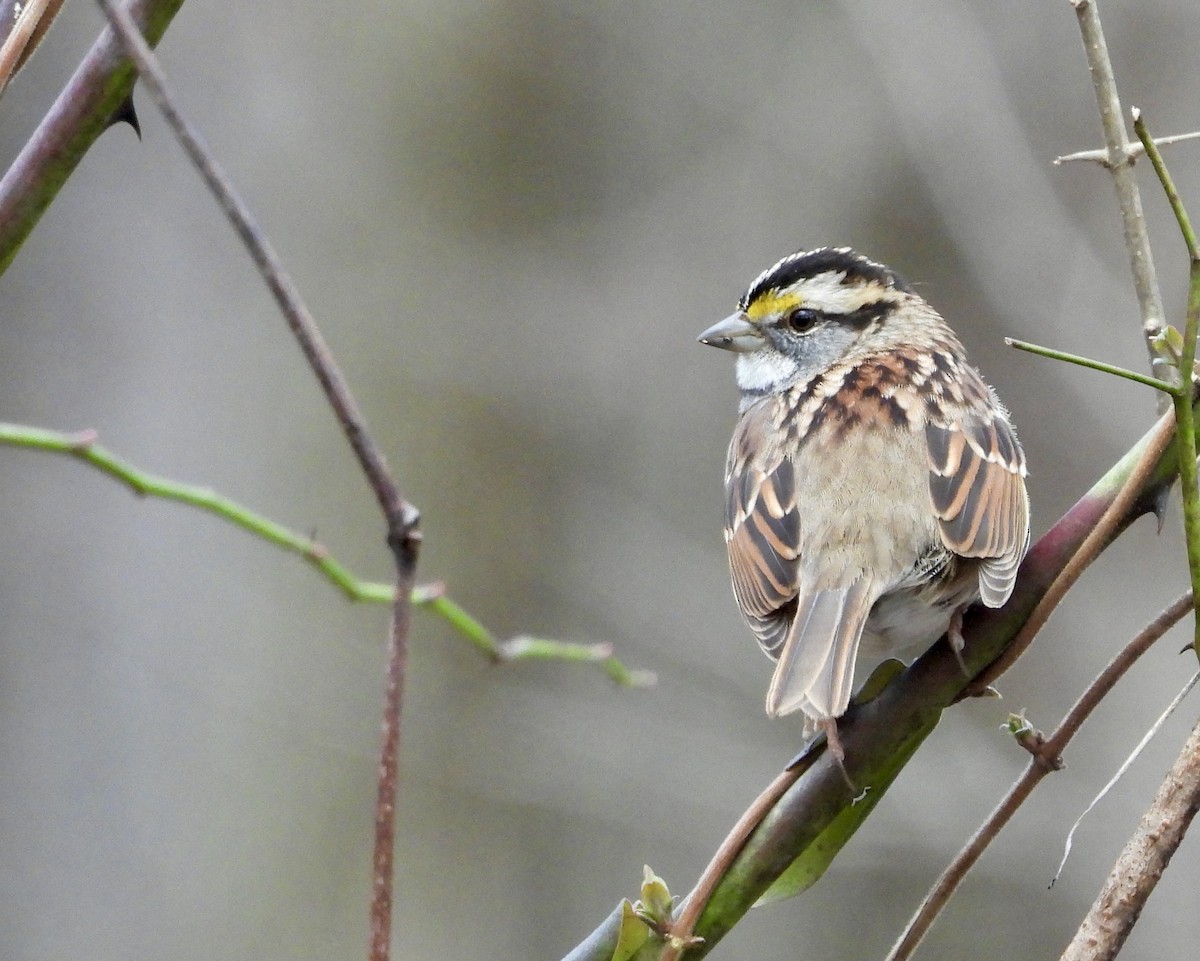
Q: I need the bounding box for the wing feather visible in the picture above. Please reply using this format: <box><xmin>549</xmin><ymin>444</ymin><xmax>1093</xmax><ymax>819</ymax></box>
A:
<box><xmin>926</xmin><ymin>371</ymin><xmax>1030</xmax><ymax>608</ymax></box>
<box><xmin>725</xmin><ymin>406</ymin><xmax>800</xmax><ymax>659</ymax></box>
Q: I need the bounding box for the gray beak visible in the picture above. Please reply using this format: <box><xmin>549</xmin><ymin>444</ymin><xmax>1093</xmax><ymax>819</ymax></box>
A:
<box><xmin>697</xmin><ymin>311</ymin><xmax>763</xmax><ymax>353</ymax></box>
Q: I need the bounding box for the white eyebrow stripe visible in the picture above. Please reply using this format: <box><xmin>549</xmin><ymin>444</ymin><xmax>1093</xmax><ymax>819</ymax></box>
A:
<box><xmin>779</xmin><ymin>272</ymin><xmax>893</xmax><ymax>315</ymax></box>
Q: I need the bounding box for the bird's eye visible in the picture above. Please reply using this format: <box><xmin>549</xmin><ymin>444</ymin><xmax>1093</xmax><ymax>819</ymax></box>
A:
<box><xmin>785</xmin><ymin>308</ymin><xmax>819</xmax><ymax>331</ymax></box>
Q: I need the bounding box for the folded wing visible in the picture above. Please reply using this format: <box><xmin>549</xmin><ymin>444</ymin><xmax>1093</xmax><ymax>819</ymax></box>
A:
<box><xmin>925</xmin><ymin>373</ymin><xmax>1030</xmax><ymax>608</ymax></box>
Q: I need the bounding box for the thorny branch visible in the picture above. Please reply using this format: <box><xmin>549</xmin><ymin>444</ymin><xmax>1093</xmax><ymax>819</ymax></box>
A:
<box><xmin>0</xmin><ymin>0</ymin><xmax>186</xmax><ymax>274</ymax></box>
<box><xmin>1056</xmin><ymin>129</ymin><xmax>1200</xmax><ymax>167</ymax></box>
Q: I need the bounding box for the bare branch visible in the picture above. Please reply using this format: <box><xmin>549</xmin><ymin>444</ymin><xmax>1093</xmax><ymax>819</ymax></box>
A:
<box><xmin>93</xmin><ymin>4</ymin><xmax>420</xmax><ymax>960</ymax></box>
<box><xmin>657</xmin><ymin>767</ymin><xmax>806</xmax><ymax>961</ymax></box>
<box><xmin>1059</xmin><ymin>696</ymin><xmax>1200</xmax><ymax>961</ymax></box>
<box><xmin>1067</xmin><ymin>0</ymin><xmax>1166</xmax><ymax>373</ymax></box>
<box><xmin>1055</xmin><ymin>130</ymin><xmax>1200</xmax><ymax>166</ymax></box>
<box><xmin>1051</xmin><ymin>670</ymin><xmax>1200</xmax><ymax>887</ymax></box>
<box><xmin>887</xmin><ymin>591</ymin><xmax>1192</xmax><ymax>961</ymax></box>
<box><xmin>0</xmin><ymin>0</ymin><xmax>59</xmax><ymax>96</ymax></box>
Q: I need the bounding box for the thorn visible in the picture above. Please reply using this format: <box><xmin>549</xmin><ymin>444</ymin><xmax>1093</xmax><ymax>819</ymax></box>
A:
<box><xmin>109</xmin><ymin>94</ymin><xmax>141</xmax><ymax>139</ymax></box>
<box><xmin>1151</xmin><ymin>485</ymin><xmax>1172</xmax><ymax>533</ymax></box>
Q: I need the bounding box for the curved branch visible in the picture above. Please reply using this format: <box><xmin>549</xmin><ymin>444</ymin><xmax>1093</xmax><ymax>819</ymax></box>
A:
<box><xmin>0</xmin><ymin>0</ymin><xmax>186</xmax><ymax>275</ymax></box>
<box><xmin>1</xmin><ymin>421</ymin><xmax>653</xmax><ymax>685</ymax></box>
<box><xmin>561</xmin><ymin>401</ymin><xmax>1197</xmax><ymax>961</ymax></box>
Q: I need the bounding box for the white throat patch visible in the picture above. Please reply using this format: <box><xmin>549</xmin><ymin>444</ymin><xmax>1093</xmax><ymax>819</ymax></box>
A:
<box><xmin>736</xmin><ymin>349</ymin><xmax>799</xmax><ymax>392</ymax></box>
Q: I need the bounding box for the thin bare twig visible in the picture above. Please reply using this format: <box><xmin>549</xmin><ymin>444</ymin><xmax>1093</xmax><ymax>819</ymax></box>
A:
<box><xmin>1055</xmin><ymin>130</ymin><xmax>1200</xmax><ymax>166</ymax></box>
<box><xmin>1068</xmin><ymin>0</ymin><xmax>1166</xmax><ymax>375</ymax></box>
<box><xmin>966</xmin><ymin>410</ymin><xmax>1175</xmax><ymax>695</ymax></box>
<box><xmin>1051</xmin><ymin>669</ymin><xmax>1200</xmax><ymax>887</ymax></box>
<box><xmin>1059</xmin><ymin>702</ymin><xmax>1200</xmax><ymax>961</ymax></box>
<box><xmin>93</xmin><ymin>5</ymin><xmax>419</xmax><ymax>961</ymax></box>
<box><xmin>1006</xmin><ymin>337</ymin><xmax>1175</xmax><ymax>393</ymax></box>
<box><xmin>887</xmin><ymin>591</ymin><xmax>1193</xmax><ymax>961</ymax></box>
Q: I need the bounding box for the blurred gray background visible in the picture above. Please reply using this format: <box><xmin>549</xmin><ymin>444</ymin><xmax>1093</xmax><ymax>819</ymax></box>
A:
<box><xmin>1</xmin><ymin>2</ymin><xmax>1199</xmax><ymax>959</ymax></box>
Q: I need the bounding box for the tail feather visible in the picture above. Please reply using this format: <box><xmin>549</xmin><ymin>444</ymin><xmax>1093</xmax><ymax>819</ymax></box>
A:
<box><xmin>765</xmin><ymin>580</ymin><xmax>875</xmax><ymax>720</ymax></box>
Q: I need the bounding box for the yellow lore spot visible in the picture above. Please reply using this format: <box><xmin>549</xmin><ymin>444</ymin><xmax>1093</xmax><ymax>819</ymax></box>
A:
<box><xmin>744</xmin><ymin>290</ymin><xmax>805</xmax><ymax>323</ymax></box>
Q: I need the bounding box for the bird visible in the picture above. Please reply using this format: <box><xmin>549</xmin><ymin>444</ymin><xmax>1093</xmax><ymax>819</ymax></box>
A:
<box><xmin>698</xmin><ymin>246</ymin><xmax>1030</xmax><ymax>765</ymax></box>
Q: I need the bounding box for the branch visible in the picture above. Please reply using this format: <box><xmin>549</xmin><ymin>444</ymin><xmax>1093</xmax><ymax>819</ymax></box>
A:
<box><xmin>92</xmin><ymin>4</ymin><xmax>417</xmax><ymax>959</ymax></box>
<box><xmin>1067</xmin><ymin>0</ymin><xmax>1166</xmax><ymax>375</ymax></box>
<box><xmin>886</xmin><ymin>591</ymin><xmax>1192</xmax><ymax>961</ymax></box>
<box><xmin>0</xmin><ymin>422</ymin><xmax>652</xmax><ymax>685</ymax></box>
<box><xmin>0</xmin><ymin>0</ymin><xmax>64</xmax><ymax>96</ymax></box>
<box><xmin>1005</xmin><ymin>338</ymin><xmax>1174</xmax><ymax>393</ymax></box>
<box><xmin>1059</xmin><ymin>703</ymin><xmax>1200</xmax><ymax>961</ymax></box>
<box><xmin>0</xmin><ymin>0</ymin><xmax>185</xmax><ymax>275</ymax></box>
<box><xmin>1133</xmin><ymin>109</ymin><xmax>1200</xmax><ymax>656</ymax></box>
<box><xmin>561</xmin><ymin>400</ymin><xmax>1198</xmax><ymax>961</ymax></box>
<box><xmin>1055</xmin><ymin>130</ymin><xmax>1200</xmax><ymax>166</ymax></box>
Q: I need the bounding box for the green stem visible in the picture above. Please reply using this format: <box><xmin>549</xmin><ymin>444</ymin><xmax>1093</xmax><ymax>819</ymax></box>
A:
<box><xmin>1005</xmin><ymin>338</ymin><xmax>1176</xmax><ymax>392</ymax></box>
<box><xmin>1173</xmin><ymin>308</ymin><xmax>1200</xmax><ymax>658</ymax></box>
<box><xmin>1135</xmin><ymin>109</ymin><xmax>1200</xmax><ymax>258</ymax></box>
<box><xmin>0</xmin><ymin>422</ymin><xmax>653</xmax><ymax>685</ymax></box>
<box><xmin>1134</xmin><ymin>109</ymin><xmax>1200</xmax><ymax>655</ymax></box>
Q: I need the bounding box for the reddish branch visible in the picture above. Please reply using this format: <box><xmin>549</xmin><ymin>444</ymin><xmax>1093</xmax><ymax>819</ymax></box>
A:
<box><xmin>92</xmin><ymin>5</ymin><xmax>419</xmax><ymax>960</ymax></box>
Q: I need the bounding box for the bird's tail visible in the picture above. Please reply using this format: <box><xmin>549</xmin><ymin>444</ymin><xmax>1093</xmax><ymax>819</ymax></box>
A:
<box><xmin>765</xmin><ymin>579</ymin><xmax>875</xmax><ymax>721</ymax></box>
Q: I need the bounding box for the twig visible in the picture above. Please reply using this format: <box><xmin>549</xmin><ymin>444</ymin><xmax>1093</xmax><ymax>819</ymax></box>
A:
<box><xmin>1055</xmin><ymin>130</ymin><xmax>1200</xmax><ymax>166</ymax></box>
<box><xmin>0</xmin><ymin>422</ymin><xmax>653</xmax><ymax>685</ymax></box>
<box><xmin>966</xmin><ymin>410</ymin><xmax>1175</xmax><ymax>695</ymax></box>
<box><xmin>1006</xmin><ymin>338</ymin><xmax>1175</xmax><ymax>393</ymax></box>
<box><xmin>0</xmin><ymin>422</ymin><xmax>395</xmax><ymax>600</ymax></box>
<box><xmin>1059</xmin><ymin>704</ymin><xmax>1200</xmax><ymax>961</ymax></box>
<box><xmin>887</xmin><ymin>591</ymin><xmax>1193</xmax><ymax>961</ymax></box>
<box><xmin>1051</xmin><ymin>669</ymin><xmax>1200</xmax><ymax>887</ymax></box>
<box><xmin>1133</xmin><ymin>110</ymin><xmax>1200</xmax><ymax>656</ymax></box>
<box><xmin>1067</xmin><ymin>0</ymin><xmax>1166</xmax><ymax>373</ymax></box>
<box><xmin>0</xmin><ymin>0</ymin><xmax>186</xmax><ymax>276</ymax></box>
<box><xmin>92</xmin><ymin>5</ymin><xmax>418</xmax><ymax>961</ymax></box>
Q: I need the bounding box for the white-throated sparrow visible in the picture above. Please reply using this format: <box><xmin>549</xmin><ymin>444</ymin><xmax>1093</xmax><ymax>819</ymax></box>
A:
<box><xmin>699</xmin><ymin>247</ymin><xmax>1030</xmax><ymax>760</ymax></box>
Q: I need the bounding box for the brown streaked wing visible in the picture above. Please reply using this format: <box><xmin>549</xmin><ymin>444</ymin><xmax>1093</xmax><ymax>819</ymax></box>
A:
<box><xmin>925</xmin><ymin>398</ymin><xmax>1029</xmax><ymax>608</ymax></box>
<box><xmin>725</xmin><ymin>410</ymin><xmax>801</xmax><ymax>659</ymax></box>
